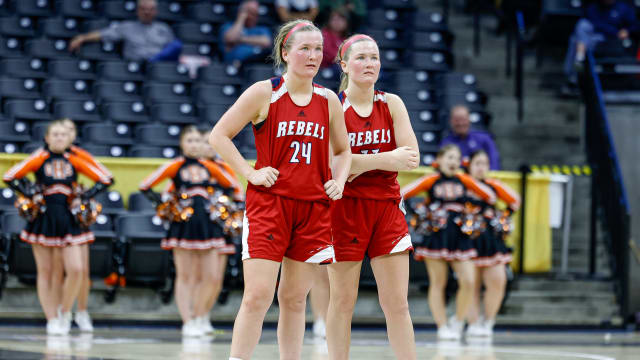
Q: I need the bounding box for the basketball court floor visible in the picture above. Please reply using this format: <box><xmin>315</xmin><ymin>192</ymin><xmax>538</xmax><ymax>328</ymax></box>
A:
<box><xmin>0</xmin><ymin>325</ymin><xmax>638</xmax><ymax>359</ymax></box>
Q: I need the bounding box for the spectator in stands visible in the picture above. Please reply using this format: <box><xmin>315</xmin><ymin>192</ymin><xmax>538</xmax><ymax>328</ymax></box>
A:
<box><xmin>276</xmin><ymin>0</ymin><xmax>319</xmax><ymax>23</ymax></box>
<box><xmin>320</xmin><ymin>10</ymin><xmax>349</xmax><ymax>69</ymax></box>
<box><xmin>318</xmin><ymin>0</ymin><xmax>366</xmax><ymax>31</ymax></box>
<box><xmin>564</xmin><ymin>0</ymin><xmax>640</xmax><ymax>83</ymax></box>
<box><xmin>220</xmin><ymin>0</ymin><xmax>272</xmax><ymax>66</ymax></box>
<box><xmin>440</xmin><ymin>105</ymin><xmax>500</xmax><ymax>170</ymax></box>
<box><xmin>68</xmin><ymin>0</ymin><xmax>182</xmax><ymax>62</ymax></box>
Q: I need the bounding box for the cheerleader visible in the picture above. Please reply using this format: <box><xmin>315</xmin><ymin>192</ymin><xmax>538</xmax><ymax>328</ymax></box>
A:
<box><xmin>401</xmin><ymin>144</ymin><xmax>495</xmax><ymax>340</ymax></box>
<box><xmin>62</xmin><ymin>118</ymin><xmax>114</xmax><ymax>332</ymax></box>
<box><xmin>209</xmin><ymin>19</ymin><xmax>351</xmax><ymax>360</ymax></box>
<box><xmin>139</xmin><ymin>126</ymin><xmax>240</xmax><ymax>337</ymax></box>
<box><xmin>3</xmin><ymin>119</ymin><xmax>112</xmax><ymax>335</ymax></box>
<box><xmin>327</xmin><ymin>33</ymin><xmax>418</xmax><ymax>359</ymax></box>
<box><xmin>464</xmin><ymin>150</ymin><xmax>520</xmax><ymax>337</ymax></box>
<box><xmin>198</xmin><ymin>129</ymin><xmax>244</xmax><ymax>334</ymax></box>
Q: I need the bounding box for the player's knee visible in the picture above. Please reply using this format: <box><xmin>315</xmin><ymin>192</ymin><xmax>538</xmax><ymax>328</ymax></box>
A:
<box><xmin>242</xmin><ymin>285</ymin><xmax>274</xmax><ymax>313</ymax></box>
<box><xmin>379</xmin><ymin>293</ymin><xmax>409</xmax><ymax>317</ymax></box>
<box><xmin>277</xmin><ymin>290</ymin><xmax>307</xmax><ymax>313</ymax></box>
<box><xmin>66</xmin><ymin>262</ymin><xmax>84</xmax><ymax>280</ymax></box>
<box><xmin>457</xmin><ymin>272</ymin><xmax>475</xmax><ymax>290</ymax></box>
<box><xmin>330</xmin><ymin>290</ymin><xmax>358</xmax><ymax>314</ymax></box>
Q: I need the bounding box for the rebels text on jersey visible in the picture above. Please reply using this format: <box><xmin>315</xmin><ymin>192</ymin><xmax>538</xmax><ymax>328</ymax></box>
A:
<box><xmin>249</xmin><ymin>77</ymin><xmax>332</xmax><ymax>203</ymax></box>
<box><xmin>339</xmin><ymin>90</ymin><xmax>400</xmax><ymax>200</ymax></box>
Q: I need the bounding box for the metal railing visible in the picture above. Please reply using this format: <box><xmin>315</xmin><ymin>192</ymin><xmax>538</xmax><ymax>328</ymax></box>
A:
<box><xmin>578</xmin><ymin>51</ymin><xmax>632</xmax><ymax>322</ymax></box>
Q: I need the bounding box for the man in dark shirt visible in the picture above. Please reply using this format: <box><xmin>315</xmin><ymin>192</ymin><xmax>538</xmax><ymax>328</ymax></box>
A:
<box><xmin>440</xmin><ymin>105</ymin><xmax>501</xmax><ymax>170</ymax></box>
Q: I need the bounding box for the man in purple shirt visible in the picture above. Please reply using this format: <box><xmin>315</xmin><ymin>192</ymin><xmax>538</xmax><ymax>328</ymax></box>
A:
<box><xmin>440</xmin><ymin>105</ymin><xmax>501</xmax><ymax>170</ymax></box>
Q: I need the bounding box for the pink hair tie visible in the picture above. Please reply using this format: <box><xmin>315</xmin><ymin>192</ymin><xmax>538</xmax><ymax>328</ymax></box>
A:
<box><xmin>340</xmin><ymin>34</ymin><xmax>375</xmax><ymax>59</ymax></box>
<box><xmin>283</xmin><ymin>22</ymin><xmax>311</xmax><ymax>47</ymax></box>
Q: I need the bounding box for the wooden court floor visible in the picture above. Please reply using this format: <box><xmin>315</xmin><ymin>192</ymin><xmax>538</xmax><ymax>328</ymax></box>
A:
<box><xmin>0</xmin><ymin>325</ymin><xmax>638</xmax><ymax>359</ymax></box>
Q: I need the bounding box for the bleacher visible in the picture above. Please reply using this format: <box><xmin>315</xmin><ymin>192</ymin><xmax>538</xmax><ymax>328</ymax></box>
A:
<box><xmin>0</xmin><ymin>0</ymin><xmax>494</xmax><ymax>302</ymax></box>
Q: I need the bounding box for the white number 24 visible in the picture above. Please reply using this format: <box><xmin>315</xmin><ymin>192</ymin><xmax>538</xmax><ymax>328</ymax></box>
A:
<box><xmin>290</xmin><ymin>141</ymin><xmax>312</xmax><ymax>164</ymax></box>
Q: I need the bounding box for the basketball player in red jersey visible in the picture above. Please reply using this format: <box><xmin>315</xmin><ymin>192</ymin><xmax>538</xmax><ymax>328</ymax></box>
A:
<box><xmin>209</xmin><ymin>20</ymin><xmax>351</xmax><ymax>360</ymax></box>
<box><xmin>327</xmin><ymin>34</ymin><xmax>419</xmax><ymax>360</ymax></box>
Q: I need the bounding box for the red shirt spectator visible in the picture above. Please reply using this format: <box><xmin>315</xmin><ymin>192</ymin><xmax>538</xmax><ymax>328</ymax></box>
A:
<box><xmin>321</xmin><ymin>11</ymin><xmax>348</xmax><ymax>68</ymax></box>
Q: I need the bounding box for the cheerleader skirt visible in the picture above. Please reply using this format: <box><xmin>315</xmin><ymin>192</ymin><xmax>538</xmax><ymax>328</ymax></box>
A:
<box><xmin>161</xmin><ymin>199</ymin><xmax>226</xmax><ymax>251</ymax></box>
<box><xmin>20</xmin><ymin>202</ymin><xmax>95</xmax><ymax>247</ymax></box>
<box><xmin>472</xmin><ymin>229</ymin><xmax>513</xmax><ymax>267</ymax></box>
<box><xmin>414</xmin><ymin>216</ymin><xmax>477</xmax><ymax>262</ymax></box>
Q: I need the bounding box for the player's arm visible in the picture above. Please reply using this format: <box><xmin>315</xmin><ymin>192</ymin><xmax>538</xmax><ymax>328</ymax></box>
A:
<box><xmin>348</xmin><ymin>93</ymin><xmax>419</xmax><ymax>178</ymax></box>
<box><xmin>327</xmin><ymin>90</ymin><xmax>352</xmax><ymax>200</ymax></box>
<box><xmin>457</xmin><ymin>173</ymin><xmax>497</xmax><ymax>204</ymax></box>
<box><xmin>401</xmin><ymin>173</ymin><xmax>440</xmax><ymax>199</ymax></box>
<box><xmin>209</xmin><ymin>80</ymin><xmax>279</xmax><ymax>188</ymax></box>
<box><xmin>485</xmin><ymin>178</ymin><xmax>521</xmax><ymax>211</ymax></box>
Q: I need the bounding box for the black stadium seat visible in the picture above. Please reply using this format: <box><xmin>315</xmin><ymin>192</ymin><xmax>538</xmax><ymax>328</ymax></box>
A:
<box><xmin>0</xmin><ymin>17</ymin><xmax>36</xmax><ymax>38</ymax></box>
<box><xmin>187</xmin><ymin>2</ymin><xmax>229</xmax><ymax>23</ymax></box>
<box><xmin>412</xmin><ymin>31</ymin><xmax>451</xmax><ymax>51</ymax></box>
<box><xmin>53</xmin><ymin>100</ymin><xmax>102</xmax><ymax>123</ymax></box>
<box><xmin>412</xmin><ymin>51</ymin><xmax>452</xmax><ymax>72</ymax></box>
<box><xmin>198</xmin><ymin>63</ymin><xmax>244</xmax><ymax>85</ymax></box>
<box><xmin>156</xmin><ymin>1</ymin><xmax>187</xmax><ymax>23</ymax></box>
<box><xmin>151</xmin><ymin>102</ymin><xmax>198</xmax><ymax>125</ymax></box>
<box><xmin>200</xmin><ymin>104</ymin><xmax>229</xmax><ymax>125</ymax></box>
<box><xmin>129</xmin><ymin>145</ymin><xmax>178</xmax><ymax>159</ymax></box>
<box><xmin>94</xmin><ymin>81</ymin><xmax>143</xmax><ymax>103</ymax></box>
<box><xmin>25</xmin><ymin>38</ymin><xmax>72</xmax><ymax>60</ymax></box>
<box><xmin>42</xmin><ymin>79</ymin><xmax>92</xmax><ymax>101</ymax></box>
<box><xmin>101</xmin><ymin>0</ymin><xmax>138</xmax><ymax>20</ymax></box>
<box><xmin>0</xmin><ymin>142</ymin><xmax>20</xmax><ymax>154</ymax></box>
<box><xmin>135</xmin><ymin>124</ymin><xmax>181</xmax><ymax>146</ymax></box>
<box><xmin>59</xmin><ymin>0</ymin><xmax>99</xmax><ymax>19</ymax></box>
<box><xmin>77</xmin><ymin>143</ymin><xmax>117</xmax><ymax>157</ymax></box>
<box><xmin>5</xmin><ymin>99</ymin><xmax>51</xmax><ymax>122</ymax></box>
<box><xmin>0</xmin><ymin>121</ymin><xmax>31</xmax><ymax>143</ymax></box>
<box><xmin>22</xmin><ymin>142</ymin><xmax>43</xmax><ymax>154</ymax></box>
<box><xmin>88</xmin><ymin>213</ymin><xmax>116</xmax><ymax>278</ymax></box>
<box><xmin>31</xmin><ymin>122</ymin><xmax>50</xmax><ymax>142</ymax></box>
<box><xmin>76</xmin><ymin>41</ymin><xmax>121</xmax><ymax>61</ymax></box>
<box><xmin>93</xmin><ymin>190</ymin><xmax>126</xmax><ymax>216</ymax></box>
<box><xmin>0</xmin><ymin>187</ymin><xmax>17</xmax><ymax>212</ymax></box>
<box><xmin>16</xmin><ymin>0</ymin><xmax>53</xmax><ymax>17</ymax></box>
<box><xmin>82</xmin><ymin>19</ymin><xmax>109</xmax><ymax>32</ymax></box>
<box><xmin>193</xmin><ymin>84</ymin><xmax>239</xmax><ymax>106</ymax></box>
<box><xmin>0</xmin><ymin>58</ymin><xmax>47</xmax><ymax>79</ymax></box>
<box><xmin>181</xmin><ymin>42</ymin><xmax>216</xmax><ymax>58</ymax></box>
<box><xmin>411</xmin><ymin>10</ymin><xmax>448</xmax><ymax>31</ymax></box>
<box><xmin>143</xmin><ymin>82</ymin><xmax>191</xmax><ymax>104</ymax></box>
<box><xmin>174</xmin><ymin>22</ymin><xmax>216</xmax><ymax>44</ymax></box>
<box><xmin>0</xmin><ymin>36</ymin><xmax>23</xmax><ymax>58</ymax></box>
<box><xmin>103</xmin><ymin>101</ymin><xmax>150</xmax><ymax>124</ymax></box>
<box><xmin>367</xmin><ymin>9</ymin><xmax>406</xmax><ymax>29</ymax></box>
<box><xmin>2</xmin><ymin>212</ymin><xmax>35</xmax><ymax>282</ymax></box>
<box><xmin>127</xmin><ymin>192</ymin><xmax>156</xmax><ymax>213</ymax></box>
<box><xmin>0</xmin><ymin>77</ymin><xmax>41</xmax><ymax>99</ymax></box>
<box><xmin>147</xmin><ymin>62</ymin><xmax>193</xmax><ymax>83</ymax></box>
<box><xmin>83</xmin><ymin>123</ymin><xmax>134</xmax><ymax>146</ymax></box>
<box><xmin>42</xmin><ymin>17</ymin><xmax>81</xmax><ymax>39</ymax></box>
<box><xmin>49</xmin><ymin>59</ymin><xmax>97</xmax><ymax>80</ymax></box>
<box><xmin>98</xmin><ymin>61</ymin><xmax>145</xmax><ymax>82</ymax></box>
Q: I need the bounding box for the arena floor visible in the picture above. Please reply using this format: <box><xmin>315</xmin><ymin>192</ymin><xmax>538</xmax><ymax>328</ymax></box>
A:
<box><xmin>0</xmin><ymin>326</ymin><xmax>638</xmax><ymax>359</ymax></box>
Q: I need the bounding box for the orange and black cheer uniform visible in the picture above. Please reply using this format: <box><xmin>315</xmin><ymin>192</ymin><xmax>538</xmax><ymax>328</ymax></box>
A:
<box><xmin>467</xmin><ymin>178</ymin><xmax>520</xmax><ymax>267</ymax></box>
<box><xmin>3</xmin><ymin>148</ymin><xmax>112</xmax><ymax>247</ymax></box>
<box><xmin>402</xmin><ymin>172</ymin><xmax>496</xmax><ymax>262</ymax></box>
<box><xmin>69</xmin><ymin>144</ymin><xmax>114</xmax><ymax>183</ymax></box>
<box><xmin>139</xmin><ymin>156</ymin><xmax>239</xmax><ymax>250</ymax></box>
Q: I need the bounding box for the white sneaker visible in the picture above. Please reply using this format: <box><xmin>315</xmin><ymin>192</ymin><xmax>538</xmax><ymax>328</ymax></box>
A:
<box><xmin>312</xmin><ymin>318</ymin><xmax>326</xmax><ymax>338</ymax></box>
<box><xmin>466</xmin><ymin>321</ymin><xmax>487</xmax><ymax>337</ymax></box>
<box><xmin>57</xmin><ymin>308</ymin><xmax>71</xmax><ymax>335</ymax></box>
<box><xmin>437</xmin><ymin>324</ymin><xmax>461</xmax><ymax>341</ymax></box>
<box><xmin>198</xmin><ymin>316</ymin><xmax>215</xmax><ymax>334</ymax></box>
<box><xmin>484</xmin><ymin>319</ymin><xmax>495</xmax><ymax>337</ymax></box>
<box><xmin>74</xmin><ymin>311</ymin><xmax>94</xmax><ymax>332</ymax></box>
<box><xmin>46</xmin><ymin>317</ymin><xmax>63</xmax><ymax>335</ymax></box>
<box><xmin>182</xmin><ymin>319</ymin><xmax>204</xmax><ymax>337</ymax></box>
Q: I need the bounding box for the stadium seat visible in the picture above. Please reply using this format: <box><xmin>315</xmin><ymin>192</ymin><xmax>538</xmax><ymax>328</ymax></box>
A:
<box><xmin>409</xmin><ymin>107</ymin><xmax>441</xmax><ymax>127</ymax></box>
<box><xmin>382</xmin><ymin>0</ymin><xmax>415</xmax><ymax>9</ymax></box>
<box><xmin>0</xmin><ymin>36</ymin><xmax>23</xmax><ymax>58</ymax></box>
<box><xmin>53</xmin><ymin>100</ymin><xmax>101</xmax><ymax>123</ymax></box>
<box><xmin>16</xmin><ymin>0</ymin><xmax>53</xmax><ymax>17</ymax></box>
<box><xmin>199</xmin><ymin>104</ymin><xmax>230</xmax><ymax>125</ymax></box>
<box><xmin>49</xmin><ymin>59</ymin><xmax>96</xmax><ymax>80</ymax></box>
<box><xmin>367</xmin><ymin>9</ymin><xmax>406</xmax><ymax>29</ymax></box>
<box><xmin>2</xmin><ymin>212</ymin><xmax>35</xmax><ymax>282</ymax></box>
<box><xmin>398</xmin><ymin>88</ymin><xmax>439</xmax><ymax>107</ymax></box>
<box><xmin>101</xmin><ymin>0</ymin><xmax>138</xmax><ymax>20</ymax></box>
<box><xmin>435</xmin><ymin>72</ymin><xmax>477</xmax><ymax>90</ymax></box>
<box><xmin>193</xmin><ymin>84</ymin><xmax>239</xmax><ymax>106</ymax></box>
<box><xmin>0</xmin><ymin>141</ymin><xmax>20</xmax><ymax>154</ymax></box>
<box><xmin>147</xmin><ymin>62</ymin><xmax>193</xmax><ymax>83</ymax></box>
<box><xmin>42</xmin><ymin>17</ymin><xmax>81</xmax><ymax>39</ymax></box>
<box><xmin>21</xmin><ymin>142</ymin><xmax>42</xmax><ymax>154</ymax></box>
<box><xmin>82</xmin><ymin>19</ymin><xmax>109</xmax><ymax>32</ymax></box>
<box><xmin>379</xmin><ymin>48</ymin><xmax>405</xmax><ymax>69</ymax></box>
<box><xmin>94</xmin><ymin>81</ymin><xmax>143</xmax><ymax>103</ymax></box>
<box><xmin>0</xmin><ymin>58</ymin><xmax>47</xmax><ymax>79</ymax></box>
<box><xmin>143</xmin><ymin>82</ymin><xmax>191</xmax><ymax>104</ymax></box>
<box><xmin>187</xmin><ymin>2</ymin><xmax>230</xmax><ymax>23</ymax></box>
<box><xmin>127</xmin><ymin>192</ymin><xmax>156</xmax><ymax>213</ymax></box>
<box><xmin>128</xmin><ymin>145</ymin><xmax>178</xmax><ymax>159</ymax></box>
<box><xmin>134</xmin><ymin>124</ymin><xmax>181</xmax><ymax>146</ymax></box>
<box><xmin>155</xmin><ymin>1</ymin><xmax>186</xmax><ymax>23</ymax></box>
<box><xmin>77</xmin><ymin>143</ymin><xmax>121</xmax><ymax>157</ymax></box>
<box><xmin>0</xmin><ymin>17</ymin><xmax>36</xmax><ymax>38</ymax></box>
<box><xmin>88</xmin><ymin>213</ymin><xmax>116</xmax><ymax>278</ymax></box>
<box><xmin>366</xmin><ymin>28</ymin><xmax>407</xmax><ymax>49</ymax></box>
<box><xmin>0</xmin><ymin>121</ymin><xmax>30</xmax><ymax>143</ymax></box>
<box><xmin>82</xmin><ymin>123</ymin><xmax>134</xmax><ymax>146</ymax></box>
<box><xmin>116</xmin><ymin>213</ymin><xmax>171</xmax><ymax>289</ymax></box>
<box><xmin>174</xmin><ymin>22</ymin><xmax>216</xmax><ymax>44</ymax></box>
<box><xmin>198</xmin><ymin>63</ymin><xmax>244</xmax><ymax>85</ymax></box>
<box><xmin>150</xmin><ymin>102</ymin><xmax>199</xmax><ymax>124</ymax></box>
<box><xmin>411</xmin><ymin>10</ymin><xmax>448</xmax><ymax>31</ymax></box>
<box><xmin>42</xmin><ymin>79</ymin><xmax>92</xmax><ymax>101</ymax></box>
<box><xmin>76</xmin><ymin>41</ymin><xmax>121</xmax><ymax>61</ymax></box>
<box><xmin>0</xmin><ymin>188</ymin><xmax>17</xmax><ymax>212</ymax></box>
<box><xmin>59</xmin><ymin>0</ymin><xmax>99</xmax><ymax>19</ymax></box>
<box><xmin>25</xmin><ymin>38</ymin><xmax>72</xmax><ymax>60</ymax></box>
<box><xmin>5</xmin><ymin>99</ymin><xmax>51</xmax><ymax>122</ymax></box>
<box><xmin>30</xmin><ymin>122</ymin><xmax>49</xmax><ymax>142</ymax></box>
<box><xmin>441</xmin><ymin>91</ymin><xmax>487</xmax><ymax>108</ymax></box>
<box><xmin>412</xmin><ymin>51</ymin><xmax>452</xmax><ymax>72</ymax></box>
<box><xmin>244</xmin><ymin>64</ymin><xmax>279</xmax><ymax>84</ymax></box>
<box><xmin>97</xmin><ymin>61</ymin><xmax>145</xmax><ymax>82</ymax></box>
<box><xmin>416</xmin><ymin>128</ymin><xmax>442</xmax><ymax>150</ymax></box>
<box><xmin>93</xmin><ymin>190</ymin><xmax>125</xmax><ymax>216</ymax></box>
<box><xmin>412</xmin><ymin>31</ymin><xmax>452</xmax><ymax>51</ymax></box>
<box><xmin>181</xmin><ymin>42</ymin><xmax>216</xmax><ymax>58</ymax></box>
<box><xmin>103</xmin><ymin>101</ymin><xmax>150</xmax><ymax>124</ymax></box>
<box><xmin>394</xmin><ymin>69</ymin><xmax>434</xmax><ymax>89</ymax></box>
<box><xmin>0</xmin><ymin>77</ymin><xmax>41</xmax><ymax>99</ymax></box>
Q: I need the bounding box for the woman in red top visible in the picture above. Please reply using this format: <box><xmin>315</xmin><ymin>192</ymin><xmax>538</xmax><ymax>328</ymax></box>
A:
<box><xmin>321</xmin><ymin>10</ymin><xmax>348</xmax><ymax>69</ymax></box>
<box><xmin>327</xmin><ymin>34</ymin><xmax>419</xmax><ymax>359</ymax></box>
<box><xmin>209</xmin><ymin>19</ymin><xmax>351</xmax><ymax>360</ymax></box>
<box><xmin>3</xmin><ymin>119</ymin><xmax>112</xmax><ymax>335</ymax></box>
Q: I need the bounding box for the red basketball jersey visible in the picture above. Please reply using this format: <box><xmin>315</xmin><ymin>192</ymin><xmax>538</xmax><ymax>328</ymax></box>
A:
<box><xmin>249</xmin><ymin>77</ymin><xmax>332</xmax><ymax>203</ymax></box>
<box><xmin>339</xmin><ymin>90</ymin><xmax>400</xmax><ymax>200</ymax></box>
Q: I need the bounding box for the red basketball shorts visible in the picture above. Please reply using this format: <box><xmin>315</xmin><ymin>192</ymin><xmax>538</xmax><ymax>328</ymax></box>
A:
<box><xmin>332</xmin><ymin>196</ymin><xmax>412</xmax><ymax>262</ymax></box>
<box><xmin>241</xmin><ymin>189</ymin><xmax>334</xmax><ymax>263</ymax></box>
